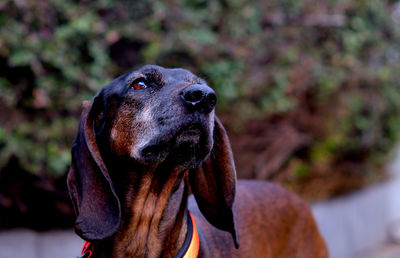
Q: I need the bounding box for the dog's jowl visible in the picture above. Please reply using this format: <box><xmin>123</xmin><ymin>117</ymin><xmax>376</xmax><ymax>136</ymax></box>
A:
<box><xmin>67</xmin><ymin>65</ymin><xmax>328</xmax><ymax>258</ymax></box>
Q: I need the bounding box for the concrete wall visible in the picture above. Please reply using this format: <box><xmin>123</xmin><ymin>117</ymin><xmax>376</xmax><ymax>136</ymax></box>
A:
<box><xmin>312</xmin><ymin>151</ymin><xmax>400</xmax><ymax>258</ymax></box>
<box><xmin>0</xmin><ymin>229</ymin><xmax>82</xmax><ymax>258</ymax></box>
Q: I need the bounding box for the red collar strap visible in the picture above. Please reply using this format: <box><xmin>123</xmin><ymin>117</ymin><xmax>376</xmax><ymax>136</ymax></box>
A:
<box><xmin>79</xmin><ymin>241</ymin><xmax>93</xmax><ymax>258</ymax></box>
<box><xmin>78</xmin><ymin>210</ymin><xmax>199</xmax><ymax>258</ymax></box>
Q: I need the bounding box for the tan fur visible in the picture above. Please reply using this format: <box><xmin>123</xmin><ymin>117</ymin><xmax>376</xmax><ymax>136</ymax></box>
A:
<box><xmin>111</xmin><ymin>169</ymin><xmax>187</xmax><ymax>258</ymax></box>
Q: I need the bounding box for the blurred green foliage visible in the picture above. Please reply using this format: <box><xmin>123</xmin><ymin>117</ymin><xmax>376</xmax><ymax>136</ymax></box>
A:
<box><xmin>1</xmin><ymin>0</ymin><xmax>400</xmax><ymax>195</ymax></box>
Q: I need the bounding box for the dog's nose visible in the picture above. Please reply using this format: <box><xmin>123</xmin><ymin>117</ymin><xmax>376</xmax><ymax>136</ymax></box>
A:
<box><xmin>180</xmin><ymin>84</ymin><xmax>217</xmax><ymax>114</ymax></box>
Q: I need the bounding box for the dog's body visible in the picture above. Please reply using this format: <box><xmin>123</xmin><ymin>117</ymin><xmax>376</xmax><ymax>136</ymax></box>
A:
<box><xmin>67</xmin><ymin>65</ymin><xmax>327</xmax><ymax>258</ymax></box>
<box><xmin>190</xmin><ymin>181</ymin><xmax>326</xmax><ymax>258</ymax></box>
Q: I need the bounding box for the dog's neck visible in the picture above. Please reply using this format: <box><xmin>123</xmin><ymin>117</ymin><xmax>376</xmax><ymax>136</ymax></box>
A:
<box><xmin>94</xmin><ymin>162</ymin><xmax>190</xmax><ymax>258</ymax></box>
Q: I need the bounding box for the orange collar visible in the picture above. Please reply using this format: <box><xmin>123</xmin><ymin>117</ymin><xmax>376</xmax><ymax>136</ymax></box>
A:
<box><xmin>79</xmin><ymin>210</ymin><xmax>199</xmax><ymax>258</ymax></box>
<box><xmin>176</xmin><ymin>211</ymin><xmax>200</xmax><ymax>258</ymax></box>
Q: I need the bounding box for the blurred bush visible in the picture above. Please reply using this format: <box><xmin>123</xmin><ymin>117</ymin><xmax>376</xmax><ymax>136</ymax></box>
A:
<box><xmin>1</xmin><ymin>0</ymin><xmax>400</xmax><ymax>200</ymax></box>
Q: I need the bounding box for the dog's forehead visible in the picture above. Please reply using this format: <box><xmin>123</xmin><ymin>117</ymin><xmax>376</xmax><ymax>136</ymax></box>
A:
<box><xmin>132</xmin><ymin>65</ymin><xmax>204</xmax><ymax>84</ymax></box>
<box><xmin>100</xmin><ymin>65</ymin><xmax>207</xmax><ymax>101</ymax></box>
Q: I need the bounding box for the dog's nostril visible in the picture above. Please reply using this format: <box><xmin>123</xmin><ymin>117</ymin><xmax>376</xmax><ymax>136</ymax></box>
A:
<box><xmin>207</xmin><ymin>92</ymin><xmax>217</xmax><ymax>108</ymax></box>
<box><xmin>181</xmin><ymin>84</ymin><xmax>217</xmax><ymax>114</ymax></box>
<box><xmin>185</xmin><ymin>90</ymin><xmax>204</xmax><ymax>103</ymax></box>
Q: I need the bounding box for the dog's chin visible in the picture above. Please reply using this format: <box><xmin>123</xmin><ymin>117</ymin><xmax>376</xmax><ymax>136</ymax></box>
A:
<box><xmin>170</xmin><ymin>126</ymin><xmax>213</xmax><ymax>167</ymax></box>
<box><xmin>138</xmin><ymin>128</ymin><xmax>213</xmax><ymax>168</ymax></box>
<box><xmin>170</xmin><ymin>141</ymin><xmax>212</xmax><ymax>169</ymax></box>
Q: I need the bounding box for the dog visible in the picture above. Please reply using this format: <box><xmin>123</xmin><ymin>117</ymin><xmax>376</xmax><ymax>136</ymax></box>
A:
<box><xmin>67</xmin><ymin>65</ymin><xmax>328</xmax><ymax>258</ymax></box>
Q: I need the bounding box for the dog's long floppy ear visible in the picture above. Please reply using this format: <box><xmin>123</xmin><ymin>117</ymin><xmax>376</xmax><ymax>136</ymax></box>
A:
<box><xmin>189</xmin><ymin>117</ymin><xmax>239</xmax><ymax>248</ymax></box>
<box><xmin>67</xmin><ymin>93</ymin><xmax>121</xmax><ymax>241</ymax></box>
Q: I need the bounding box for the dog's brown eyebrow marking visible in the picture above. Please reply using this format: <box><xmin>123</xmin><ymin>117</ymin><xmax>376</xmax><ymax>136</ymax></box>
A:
<box><xmin>127</xmin><ymin>69</ymin><xmax>164</xmax><ymax>86</ymax></box>
<box><xmin>138</xmin><ymin>69</ymin><xmax>165</xmax><ymax>86</ymax></box>
<box><xmin>145</xmin><ymin>69</ymin><xmax>164</xmax><ymax>86</ymax></box>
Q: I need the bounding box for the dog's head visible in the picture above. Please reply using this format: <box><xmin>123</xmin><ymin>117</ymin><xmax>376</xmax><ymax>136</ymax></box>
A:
<box><xmin>106</xmin><ymin>65</ymin><xmax>217</xmax><ymax>168</ymax></box>
<box><xmin>67</xmin><ymin>65</ymin><xmax>238</xmax><ymax>247</ymax></box>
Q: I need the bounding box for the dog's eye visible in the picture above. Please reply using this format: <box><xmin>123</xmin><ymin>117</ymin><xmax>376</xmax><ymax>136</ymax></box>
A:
<box><xmin>130</xmin><ymin>79</ymin><xmax>148</xmax><ymax>90</ymax></box>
